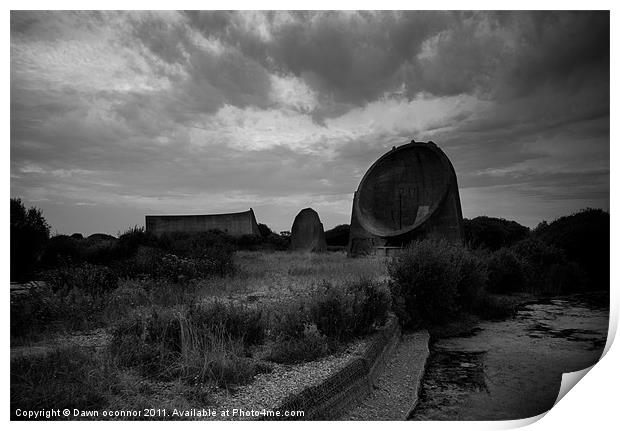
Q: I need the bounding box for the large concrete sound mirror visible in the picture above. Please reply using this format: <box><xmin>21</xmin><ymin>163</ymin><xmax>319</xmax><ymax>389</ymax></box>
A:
<box><xmin>348</xmin><ymin>140</ymin><xmax>464</xmax><ymax>256</ymax></box>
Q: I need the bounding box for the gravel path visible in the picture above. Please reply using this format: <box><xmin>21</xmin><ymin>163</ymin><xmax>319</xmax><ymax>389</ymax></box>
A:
<box><xmin>341</xmin><ymin>331</ymin><xmax>430</xmax><ymax>420</ymax></box>
<box><xmin>204</xmin><ymin>339</ymin><xmax>370</xmax><ymax>420</ymax></box>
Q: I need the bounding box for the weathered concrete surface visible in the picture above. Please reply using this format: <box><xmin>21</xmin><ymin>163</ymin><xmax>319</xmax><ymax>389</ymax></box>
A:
<box><xmin>342</xmin><ymin>331</ymin><xmax>431</xmax><ymax>420</ymax></box>
<box><xmin>145</xmin><ymin>208</ymin><xmax>260</xmax><ymax>236</ymax></box>
<box><xmin>290</xmin><ymin>208</ymin><xmax>327</xmax><ymax>252</ymax></box>
<box><xmin>348</xmin><ymin>140</ymin><xmax>464</xmax><ymax>256</ymax></box>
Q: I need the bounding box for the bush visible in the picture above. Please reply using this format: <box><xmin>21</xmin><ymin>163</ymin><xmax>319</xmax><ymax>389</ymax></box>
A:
<box><xmin>11</xmin><ymin>346</ymin><xmax>115</xmax><ymax>417</ymax></box>
<box><xmin>463</xmin><ymin>216</ymin><xmax>530</xmax><ymax>251</ymax></box>
<box><xmin>188</xmin><ymin>301</ymin><xmax>265</xmax><ymax>346</ymax></box>
<box><xmin>456</xmin><ymin>251</ymin><xmax>488</xmax><ymax>309</ymax></box>
<box><xmin>116</xmin><ymin>226</ymin><xmax>161</xmax><ymax>260</ymax></box>
<box><xmin>348</xmin><ymin>279</ymin><xmax>391</xmax><ymax>333</ymax></box>
<box><xmin>40</xmin><ymin>235</ymin><xmax>83</xmax><ymax>268</ymax></box>
<box><xmin>176</xmin><ymin>324</ymin><xmax>260</xmax><ymax>387</ymax></box>
<box><xmin>114</xmin><ymin>248</ymin><xmax>235</xmax><ymax>281</ymax></box>
<box><xmin>109</xmin><ymin>307</ymin><xmax>183</xmax><ymax>379</ymax></box>
<box><xmin>13</xmin><ymin>264</ymin><xmax>119</xmax><ymax>337</ymax></box>
<box><xmin>41</xmin><ymin>263</ymin><xmax>118</xmax><ymax>296</ymax></box>
<box><xmin>11</xmin><ymin>198</ymin><xmax>50</xmax><ymax>281</ymax></box>
<box><xmin>266</xmin><ymin>323</ymin><xmax>331</xmax><ymax>364</ymax></box>
<box><xmin>104</xmin><ymin>284</ymin><xmax>151</xmax><ymax>321</ymax></box>
<box><xmin>388</xmin><ymin>240</ymin><xmax>460</xmax><ymax>325</ymax></box>
<box><xmin>308</xmin><ymin>280</ymin><xmax>390</xmax><ymax>340</ymax></box>
<box><xmin>387</xmin><ymin>239</ymin><xmax>488</xmax><ymax>325</ymax></box>
<box><xmin>534</xmin><ymin>208</ymin><xmax>608</xmax><ymax>291</ymax></box>
<box><xmin>11</xmin><ymin>284</ymin><xmax>63</xmax><ymax>339</ymax></box>
<box><xmin>325</xmin><ymin>224</ymin><xmax>350</xmax><ymax>247</ymax></box>
<box><xmin>268</xmin><ymin>302</ymin><xmax>309</xmax><ymax>341</ymax></box>
<box><xmin>486</xmin><ymin>248</ymin><xmax>527</xmax><ymax>294</ymax></box>
<box><xmin>80</xmin><ymin>236</ymin><xmax>120</xmax><ymax>265</ymax></box>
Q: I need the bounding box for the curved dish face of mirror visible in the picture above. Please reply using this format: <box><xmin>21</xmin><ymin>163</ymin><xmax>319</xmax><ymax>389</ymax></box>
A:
<box><xmin>348</xmin><ymin>141</ymin><xmax>464</xmax><ymax>256</ymax></box>
<box><xmin>356</xmin><ymin>144</ymin><xmax>452</xmax><ymax>238</ymax></box>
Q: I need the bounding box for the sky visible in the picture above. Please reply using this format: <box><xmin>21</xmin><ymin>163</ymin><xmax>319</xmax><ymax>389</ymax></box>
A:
<box><xmin>10</xmin><ymin>10</ymin><xmax>609</xmax><ymax>236</ymax></box>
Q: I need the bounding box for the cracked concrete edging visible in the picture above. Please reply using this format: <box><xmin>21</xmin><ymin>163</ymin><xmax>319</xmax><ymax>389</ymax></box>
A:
<box><xmin>265</xmin><ymin>313</ymin><xmax>421</xmax><ymax>420</ymax></box>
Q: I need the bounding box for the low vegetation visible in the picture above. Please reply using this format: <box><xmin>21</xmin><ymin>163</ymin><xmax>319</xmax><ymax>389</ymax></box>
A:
<box><xmin>389</xmin><ymin>209</ymin><xmax>608</xmax><ymax>328</ymax></box>
<box><xmin>10</xmin><ymin>199</ymin><xmax>608</xmax><ymax>415</ymax></box>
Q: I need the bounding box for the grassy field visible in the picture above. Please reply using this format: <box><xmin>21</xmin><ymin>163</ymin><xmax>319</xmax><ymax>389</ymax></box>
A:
<box><xmin>10</xmin><ymin>250</ymin><xmax>390</xmax><ymax>419</ymax></box>
<box><xmin>195</xmin><ymin>250</ymin><xmax>388</xmax><ymax>302</ymax></box>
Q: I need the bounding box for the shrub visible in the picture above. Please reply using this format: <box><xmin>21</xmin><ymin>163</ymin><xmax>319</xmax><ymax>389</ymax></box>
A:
<box><xmin>387</xmin><ymin>239</ymin><xmax>461</xmax><ymax>325</ymax></box>
<box><xmin>41</xmin><ymin>263</ymin><xmax>118</xmax><ymax>296</ymax></box>
<box><xmin>158</xmin><ymin>230</ymin><xmax>233</xmax><ymax>257</ymax></box>
<box><xmin>348</xmin><ymin>279</ymin><xmax>391</xmax><ymax>334</ymax></box>
<box><xmin>114</xmin><ymin>247</ymin><xmax>235</xmax><ymax>281</ymax></box>
<box><xmin>188</xmin><ymin>301</ymin><xmax>265</xmax><ymax>346</ymax></box>
<box><xmin>387</xmin><ymin>239</ymin><xmax>489</xmax><ymax>325</ymax></box>
<box><xmin>80</xmin><ymin>236</ymin><xmax>120</xmax><ymax>265</ymax></box>
<box><xmin>11</xmin><ymin>346</ymin><xmax>115</xmax><ymax>417</ymax></box>
<box><xmin>11</xmin><ymin>198</ymin><xmax>50</xmax><ymax>281</ymax></box>
<box><xmin>236</xmin><ymin>234</ymin><xmax>263</xmax><ymax>250</ymax></box>
<box><xmin>266</xmin><ymin>323</ymin><xmax>331</xmax><ymax>364</ymax></box>
<box><xmin>104</xmin><ymin>284</ymin><xmax>150</xmax><ymax>321</ymax></box>
<box><xmin>463</xmin><ymin>216</ymin><xmax>530</xmax><ymax>251</ymax></box>
<box><xmin>325</xmin><ymin>224</ymin><xmax>350</xmax><ymax>247</ymax></box>
<box><xmin>11</xmin><ymin>284</ymin><xmax>63</xmax><ymax>339</ymax></box>
<box><xmin>486</xmin><ymin>248</ymin><xmax>527</xmax><ymax>294</ymax></box>
<box><xmin>534</xmin><ymin>208</ymin><xmax>609</xmax><ymax>291</ymax></box>
<box><xmin>40</xmin><ymin>235</ymin><xmax>83</xmax><ymax>268</ymax></box>
<box><xmin>268</xmin><ymin>302</ymin><xmax>309</xmax><ymax>341</ymax></box>
<box><xmin>177</xmin><ymin>324</ymin><xmax>260</xmax><ymax>387</ymax></box>
<box><xmin>456</xmin><ymin>250</ymin><xmax>488</xmax><ymax>309</ymax></box>
<box><xmin>309</xmin><ymin>283</ymin><xmax>354</xmax><ymax>340</ymax></box>
<box><xmin>13</xmin><ymin>264</ymin><xmax>119</xmax><ymax>337</ymax></box>
<box><xmin>109</xmin><ymin>307</ymin><xmax>183</xmax><ymax>379</ymax></box>
<box><xmin>511</xmin><ymin>237</ymin><xmax>586</xmax><ymax>294</ymax></box>
<box><xmin>306</xmin><ymin>279</ymin><xmax>390</xmax><ymax>340</ymax></box>
<box><xmin>117</xmin><ymin>226</ymin><xmax>161</xmax><ymax>260</ymax></box>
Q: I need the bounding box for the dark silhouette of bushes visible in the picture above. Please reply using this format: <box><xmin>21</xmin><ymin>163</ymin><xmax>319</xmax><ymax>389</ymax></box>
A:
<box><xmin>486</xmin><ymin>238</ymin><xmax>588</xmax><ymax>295</ymax></box>
<box><xmin>11</xmin><ymin>198</ymin><xmax>50</xmax><ymax>281</ymax></box>
<box><xmin>486</xmin><ymin>248</ymin><xmax>527</xmax><ymax>294</ymax></box>
<box><xmin>42</xmin><ymin>262</ymin><xmax>118</xmax><ymax>296</ymax></box>
<box><xmin>463</xmin><ymin>216</ymin><xmax>530</xmax><ymax>251</ymax></box>
<box><xmin>534</xmin><ymin>208</ymin><xmax>609</xmax><ymax>291</ymax></box>
<box><xmin>325</xmin><ymin>224</ymin><xmax>350</xmax><ymax>247</ymax></box>
<box><xmin>388</xmin><ymin>239</ymin><xmax>491</xmax><ymax>326</ymax></box>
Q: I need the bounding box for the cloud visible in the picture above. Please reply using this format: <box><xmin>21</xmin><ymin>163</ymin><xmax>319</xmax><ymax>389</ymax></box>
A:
<box><xmin>10</xmin><ymin>11</ymin><xmax>609</xmax><ymax>235</ymax></box>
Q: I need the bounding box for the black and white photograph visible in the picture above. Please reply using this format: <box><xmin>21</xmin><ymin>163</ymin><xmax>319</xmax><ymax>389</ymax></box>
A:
<box><xmin>8</xmin><ymin>7</ymin><xmax>612</xmax><ymax>423</ymax></box>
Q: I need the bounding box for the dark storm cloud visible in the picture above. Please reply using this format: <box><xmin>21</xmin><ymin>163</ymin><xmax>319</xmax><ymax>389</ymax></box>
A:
<box><xmin>10</xmin><ymin>10</ymin><xmax>609</xmax><ymax>234</ymax></box>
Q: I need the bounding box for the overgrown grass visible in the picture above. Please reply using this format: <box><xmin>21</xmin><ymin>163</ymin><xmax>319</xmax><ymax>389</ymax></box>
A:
<box><xmin>109</xmin><ymin>300</ymin><xmax>268</xmax><ymax>387</ymax></box>
<box><xmin>10</xmin><ymin>346</ymin><xmax>115</xmax><ymax>418</ymax></box>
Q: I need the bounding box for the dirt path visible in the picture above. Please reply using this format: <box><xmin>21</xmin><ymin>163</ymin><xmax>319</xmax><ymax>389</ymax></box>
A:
<box><xmin>341</xmin><ymin>331</ymin><xmax>430</xmax><ymax>420</ymax></box>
